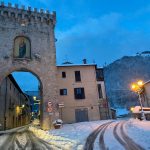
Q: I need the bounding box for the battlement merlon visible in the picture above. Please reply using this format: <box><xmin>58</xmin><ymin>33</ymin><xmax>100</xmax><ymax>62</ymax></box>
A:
<box><xmin>0</xmin><ymin>2</ymin><xmax>56</xmax><ymax>26</ymax></box>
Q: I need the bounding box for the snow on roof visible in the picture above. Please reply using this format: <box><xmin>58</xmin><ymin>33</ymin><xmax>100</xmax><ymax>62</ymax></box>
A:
<box><xmin>57</xmin><ymin>63</ymin><xmax>97</xmax><ymax>67</ymax></box>
<box><xmin>132</xmin><ymin>106</ymin><xmax>150</xmax><ymax>113</ymax></box>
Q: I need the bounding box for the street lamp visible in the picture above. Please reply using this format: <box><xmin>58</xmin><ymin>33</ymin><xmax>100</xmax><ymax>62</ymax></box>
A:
<box><xmin>131</xmin><ymin>80</ymin><xmax>146</xmax><ymax>120</ymax></box>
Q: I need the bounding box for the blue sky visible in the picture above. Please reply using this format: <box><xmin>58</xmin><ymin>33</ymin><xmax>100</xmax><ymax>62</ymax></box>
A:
<box><xmin>2</xmin><ymin>0</ymin><xmax>150</xmax><ymax>90</ymax></box>
<box><xmin>12</xmin><ymin>72</ymin><xmax>39</xmax><ymax>91</ymax></box>
<box><xmin>3</xmin><ymin>0</ymin><xmax>150</xmax><ymax>66</ymax></box>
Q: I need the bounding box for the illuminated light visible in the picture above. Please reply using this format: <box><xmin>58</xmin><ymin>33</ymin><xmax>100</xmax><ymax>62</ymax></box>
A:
<box><xmin>22</xmin><ymin>104</ymin><xmax>25</xmax><ymax>108</ymax></box>
<box><xmin>130</xmin><ymin>107</ymin><xmax>134</xmax><ymax>112</ymax></box>
<box><xmin>131</xmin><ymin>83</ymin><xmax>140</xmax><ymax>92</ymax></box>
<box><xmin>131</xmin><ymin>84</ymin><xmax>136</xmax><ymax>90</ymax></box>
<box><xmin>34</xmin><ymin>103</ymin><xmax>40</xmax><ymax>105</ymax></box>
<box><xmin>137</xmin><ymin>80</ymin><xmax>143</xmax><ymax>87</ymax></box>
<box><xmin>16</xmin><ymin>106</ymin><xmax>20</xmax><ymax>114</ymax></box>
<box><xmin>33</xmin><ymin>96</ymin><xmax>36</xmax><ymax>100</ymax></box>
<box><xmin>34</xmin><ymin>99</ymin><xmax>40</xmax><ymax>102</ymax></box>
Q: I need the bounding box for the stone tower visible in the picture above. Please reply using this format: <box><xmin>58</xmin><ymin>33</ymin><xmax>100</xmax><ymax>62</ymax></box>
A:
<box><xmin>0</xmin><ymin>2</ymin><xmax>58</xmax><ymax>130</ymax></box>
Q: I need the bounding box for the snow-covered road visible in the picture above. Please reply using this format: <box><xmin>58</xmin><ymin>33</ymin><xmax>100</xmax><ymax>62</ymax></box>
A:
<box><xmin>0</xmin><ymin>119</ymin><xmax>149</xmax><ymax>150</ymax></box>
<box><xmin>29</xmin><ymin>119</ymin><xmax>150</xmax><ymax>150</ymax></box>
<box><xmin>0</xmin><ymin>130</ymin><xmax>53</xmax><ymax>150</ymax></box>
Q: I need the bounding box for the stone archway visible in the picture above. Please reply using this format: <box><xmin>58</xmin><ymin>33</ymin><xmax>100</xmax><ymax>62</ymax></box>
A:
<box><xmin>0</xmin><ymin>67</ymin><xmax>43</xmax><ymax>129</ymax></box>
<box><xmin>0</xmin><ymin>65</ymin><xmax>58</xmax><ymax>130</ymax></box>
<box><xmin>0</xmin><ymin>3</ymin><xmax>58</xmax><ymax>130</ymax></box>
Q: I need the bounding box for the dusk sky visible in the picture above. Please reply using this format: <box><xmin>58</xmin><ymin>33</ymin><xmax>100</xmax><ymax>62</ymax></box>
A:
<box><xmin>3</xmin><ymin>0</ymin><xmax>150</xmax><ymax>90</ymax></box>
<box><xmin>3</xmin><ymin>0</ymin><xmax>150</xmax><ymax>66</ymax></box>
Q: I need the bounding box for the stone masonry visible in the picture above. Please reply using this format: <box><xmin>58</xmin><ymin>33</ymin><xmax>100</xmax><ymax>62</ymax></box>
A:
<box><xmin>0</xmin><ymin>2</ymin><xmax>58</xmax><ymax>130</ymax></box>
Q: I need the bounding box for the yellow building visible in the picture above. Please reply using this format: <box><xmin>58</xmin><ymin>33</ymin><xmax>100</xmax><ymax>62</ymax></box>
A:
<box><xmin>57</xmin><ymin>63</ymin><xmax>110</xmax><ymax>123</ymax></box>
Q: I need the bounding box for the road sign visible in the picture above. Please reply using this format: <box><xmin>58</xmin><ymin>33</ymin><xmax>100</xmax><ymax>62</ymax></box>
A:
<box><xmin>58</xmin><ymin>103</ymin><xmax>64</xmax><ymax>108</ymax></box>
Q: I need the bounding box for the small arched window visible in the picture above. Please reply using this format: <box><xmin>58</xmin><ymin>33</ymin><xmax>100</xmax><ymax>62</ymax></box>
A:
<box><xmin>14</xmin><ymin>36</ymin><xmax>31</xmax><ymax>59</ymax></box>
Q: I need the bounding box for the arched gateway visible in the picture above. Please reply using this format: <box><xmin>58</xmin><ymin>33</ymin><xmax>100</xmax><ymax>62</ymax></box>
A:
<box><xmin>0</xmin><ymin>3</ymin><xmax>59</xmax><ymax>130</ymax></box>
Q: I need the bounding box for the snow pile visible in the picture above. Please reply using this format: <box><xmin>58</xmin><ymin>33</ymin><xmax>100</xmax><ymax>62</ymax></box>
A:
<box><xmin>32</xmin><ymin>119</ymin><xmax>40</xmax><ymax>126</ymax></box>
<box><xmin>0</xmin><ymin>135</ymin><xmax>9</xmax><ymax>146</ymax></box>
<box><xmin>29</xmin><ymin>120</ymin><xmax>109</xmax><ymax>150</ymax></box>
<box><xmin>125</xmin><ymin>119</ymin><xmax>150</xmax><ymax>150</ymax></box>
<box><xmin>29</xmin><ymin>126</ymin><xmax>77</xmax><ymax>149</ymax></box>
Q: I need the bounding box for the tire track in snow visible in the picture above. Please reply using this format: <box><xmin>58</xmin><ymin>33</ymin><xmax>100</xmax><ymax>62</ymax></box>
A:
<box><xmin>120</xmin><ymin>122</ymin><xmax>145</xmax><ymax>150</ymax></box>
<box><xmin>99</xmin><ymin>122</ymin><xmax>113</xmax><ymax>150</ymax></box>
<box><xmin>113</xmin><ymin>122</ymin><xmax>129</xmax><ymax>150</ymax></box>
<box><xmin>113</xmin><ymin>121</ymin><xmax>145</xmax><ymax>150</ymax></box>
<box><xmin>84</xmin><ymin>121</ymin><xmax>113</xmax><ymax>150</ymax></box>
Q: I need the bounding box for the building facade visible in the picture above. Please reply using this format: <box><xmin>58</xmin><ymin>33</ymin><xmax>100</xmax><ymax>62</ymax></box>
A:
<box><xmin>57</xmin><ymin>64</ymin><xmax>110</xmax><ymax>123</ymax></box>
<box><xmin>142</xmin><ymin>81</ymin><xmax>150</xmax><ymax>107</ymax></box>
<box><xmin>0</xmin><ymin>75</ymin><xmax>30</xmax><ymax>130</ymax></box>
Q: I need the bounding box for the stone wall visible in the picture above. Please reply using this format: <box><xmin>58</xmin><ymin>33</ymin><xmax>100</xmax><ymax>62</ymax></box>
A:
<box><xmin>0</xmin><ymin>3</ymin><xmax>58</xmax><ymax>130</ymax></box>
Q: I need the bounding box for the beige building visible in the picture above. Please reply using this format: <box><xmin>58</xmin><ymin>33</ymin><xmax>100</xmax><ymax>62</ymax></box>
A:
<box><xmin>57</xmin><ymin>63</ymin><xmax>110</xmax><ymax>123</ymax></box>
<box><xmin>142</xmin><ymin>81</ymin><xmax>150</xmax><ymax>107</ymax></box>
<box><xmin>0</xmin><ymin>74</ymin><xmax>30</xmax><ymax>130</ymax></box>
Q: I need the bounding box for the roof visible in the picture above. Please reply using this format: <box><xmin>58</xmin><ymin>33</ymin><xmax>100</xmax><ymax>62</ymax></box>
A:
<box><xmin>57</xmin><ymin>63</ymin><xmax>97</xmax><ymax>67</ymax></box>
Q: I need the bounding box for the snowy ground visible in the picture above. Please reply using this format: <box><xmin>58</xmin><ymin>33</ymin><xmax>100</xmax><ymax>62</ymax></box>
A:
<box><xmin>29</xmin><ymin>119</ymin><xmax>150</xmax><ymax>150</ymax></box>
<box><xmin>125</xmin><ymin>119</ymin><xmax>150</xmax><ymax>150</ymax></box>
<box><xmin>30</xmin><ymin>120</ymin><xmax>110</xmax><ymax>149</ymax></box>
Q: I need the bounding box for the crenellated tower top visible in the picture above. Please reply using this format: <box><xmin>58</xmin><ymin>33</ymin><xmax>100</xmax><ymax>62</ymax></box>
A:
<box><xmin>0</xmin><ymin>2</ymin><xmax>56</xmax><ymax>26</ymax></box>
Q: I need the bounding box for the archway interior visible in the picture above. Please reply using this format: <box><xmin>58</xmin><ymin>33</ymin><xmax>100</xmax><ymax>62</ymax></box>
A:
<box><xmin>0</xmin><ymin>71</ymin><xmax>41</xmax><ymax>130</ymax></box>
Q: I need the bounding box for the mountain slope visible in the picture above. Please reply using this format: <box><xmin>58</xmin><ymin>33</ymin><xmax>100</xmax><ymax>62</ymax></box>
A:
<box><xmin>104</xmin><ymin>55</ymin><xmax>150</xmax><ymax>108</ymax></box>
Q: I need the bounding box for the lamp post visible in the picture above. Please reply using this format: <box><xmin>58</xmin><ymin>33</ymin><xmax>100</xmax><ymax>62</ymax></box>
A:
<box><xmin>131</xmin><ymin>80</ymin><xmax>146</xmax><ymax>120</ymax></box>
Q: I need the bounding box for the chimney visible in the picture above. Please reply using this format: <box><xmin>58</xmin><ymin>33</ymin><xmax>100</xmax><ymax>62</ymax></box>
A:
<box><xmin>83</xmin><ymin>59</ymin><xmax>87</xmax><ymax>64</ymax></box>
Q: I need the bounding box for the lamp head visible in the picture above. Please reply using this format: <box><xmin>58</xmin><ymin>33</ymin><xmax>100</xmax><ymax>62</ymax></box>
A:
<box><xmin>137</xmin><ymin>80</ymin><xmax>143</xmax><ymax>87</ymax></box>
